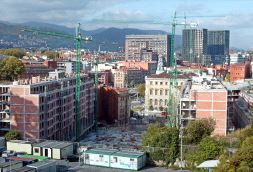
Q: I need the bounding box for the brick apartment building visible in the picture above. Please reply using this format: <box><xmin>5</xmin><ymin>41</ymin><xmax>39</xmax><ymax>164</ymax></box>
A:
<box><xmin>0</xmin><ymin>71</ymin><xmax>95</xmax><ymax>141</ymax></box>
<box><xmin>118</xmin><ymin>61</ymin><xmax>157</xmax><ymax>75</ymax></box>
<box><xmin>229</xmin><ymin>62</ymin><xmax>251</xmax><ymax>82</ymax></box>
<box><xmin>114</xmin><ymin>67</ymin><xmax>145</xmax><ymax>88</ymax></box>
<box><xmin>180</xmin><ymin>80</ymin><xmax>228</xmax><ymax>136</ymax></box>
<box><xmin>20</xmin><ymin>60</ymin><xmax>57</xmax><ymax>79</ymax></box>
<box><xmin>98</xmin><ymin>86</ymin><xmax>130</xmax><ymax>126</ymax></box>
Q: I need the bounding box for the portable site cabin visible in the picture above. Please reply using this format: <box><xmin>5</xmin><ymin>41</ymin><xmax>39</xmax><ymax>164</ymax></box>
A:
<box><xmin>110</xmin><ymin>151</ymin><xmax>146</xmax><ymax>170</ymax></box>
<box><xmin>82</xmin><ymin>148</ymin><xmax>118</xmax><ymax>167</ymax></box>
<box><xmin>0</xmin><ymin>160</ymin><xmax>23</xmax><ymax>172</ymax></box>
<box><xmin>11</xmin><ymin>166</ymin><xmax>36</xmax><ymax>172</ymax></box>
<box><xmin>6</xmin><ymin>156</ymin><xmax>37</xmax><ymax>166</ymax></box>
<box><xmin>27</xmin><ymin>160</ymin><xmax>56</xmax><ymax>172</ymax></box>
<box><xmin>32</xmin><ymin>141</ymin><xmax>73</xmax><ymax>159</ymax></box>
<box><xmin>7</xmin><ymin>140</ymin><xmax>33</xmax><ymax>154</ymax></box>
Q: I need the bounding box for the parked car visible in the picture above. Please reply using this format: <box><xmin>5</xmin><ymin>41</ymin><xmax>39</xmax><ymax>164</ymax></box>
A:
<box><xmin>0</xmin><ymin>147</ymin><xmax>6</xmax><ymax>156</ymax></box>
<box><xmin>2</xmin><ymin>150</ymin><xmax>16</xmax><ymax>158</ymax></box>
<box><xmin>16</xmin><ymin>152</ymin><xmax>27</xmax><ymax>157</ymax></box>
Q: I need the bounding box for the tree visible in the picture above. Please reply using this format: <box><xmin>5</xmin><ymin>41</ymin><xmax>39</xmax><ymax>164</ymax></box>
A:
<box><xmin>42</xmin><ymin>50</ymin><xmax>59</xmax><ymax>59</ymax></box>
<box><xmin>0</xmin><ymin>48</ymin><xmax>26</xmax><ymax>59</ymax></box>
<box><xmin>225</xmin><ymin>73</ymin><xmax>230</xmax><ymax>82</ymax></box>
<box><xmin>142</xmin><ymin>123</ymin><xmax>179</xmax><ymax>165</ymax></box>
<box><xmin>4</xmin><ymin>130</ymin><xmax>21</xmax><ymax>141</ymax></box>
<box><xmin>0</xmin><ymin>57</ymin><xmax>25</xmax><ymax>81</ymax></box>
<box><xmin>184</xmin><ymin>118</ymin><xmax>215</xmax><ymax>144</ymax></box>
<box><xmin>137</xmin><ymin>84</ymin><xmax>145</xmax><ymax>97</ymax></box>
<box><xmin>187</xmin><ymin>137</ymin><xmax>223</xmax><ymax>164</ymax></box>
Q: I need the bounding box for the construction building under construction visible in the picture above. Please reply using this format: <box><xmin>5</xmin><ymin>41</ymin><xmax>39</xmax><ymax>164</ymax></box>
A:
<box><xmin>0</xmin><ymin>70</ymin><xmax>95</xmax><ymax>141</ymax></box>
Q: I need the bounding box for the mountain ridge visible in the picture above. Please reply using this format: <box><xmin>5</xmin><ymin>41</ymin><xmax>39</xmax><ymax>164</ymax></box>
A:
<box><xmin>0</xmin><ymin>21</ymin><xmax>182</xmax><ymax>51</ymax></box>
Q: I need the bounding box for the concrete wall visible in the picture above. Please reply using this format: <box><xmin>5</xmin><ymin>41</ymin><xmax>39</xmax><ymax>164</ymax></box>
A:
<box><xmin>7</xmin><ymin>141</ymin><xmax>33</xmax><ymax>154</ymax></box>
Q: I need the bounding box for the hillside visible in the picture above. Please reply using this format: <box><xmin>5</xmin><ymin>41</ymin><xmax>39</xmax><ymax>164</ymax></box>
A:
<box><xmin>0</xmin><ymin>21</ymin><xmax>182</xmax><ymax>51</ymax></box>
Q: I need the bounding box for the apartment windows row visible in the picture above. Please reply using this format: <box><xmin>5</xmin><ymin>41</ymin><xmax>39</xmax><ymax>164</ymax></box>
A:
<box><xmin>149</xmin><ymin>99</ymin><xmax>168</xmax><ymax>106</ymax></box>
<box><xmin>149</xmin><ymin>81</ymin><xmax>168</xmax><ymax>85</ymax></box>
<box><xmin>149</xmin><ymin>89</ymin><xmax>168</xmax><ymax>96</ymax></box>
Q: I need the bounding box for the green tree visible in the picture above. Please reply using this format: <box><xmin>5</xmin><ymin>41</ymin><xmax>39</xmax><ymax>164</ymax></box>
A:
<box><xmin>4</xmin><ymin>130</ymin><xmax>21</xmax><ymax>141</ymax></box>
<box><xmin>231</xmin><ymin>136</ymin><xmax>253</xmax><ymax>168</ymax></box>
<box><xmin>41</xmin><ymin>50</ymin><xmax>59</xmax><ymax>59</ymax></box>
<box><xmin>184</xmin><ymin>118</ymin><xmax>215</xmax><ymax>144</ymax></box>
<box><xmin>0</xmin><ymin>57</ymin><xmax>25</xmax><ymax>81</ymax></box>
<box><xmin>187</xmin><ymin>137</ymin><xmax>223</xmax><ymax>164</ymax></box>
<box><xmin>142</xmin><ymin>123</ymin><xmax>179</xmax><ymax>165</ymax></box>
<box><xmin>137</xmin><ymin>84</ymin><xmax>145</xmax><ymax>97</ymax></box>
<box><xmin>0</xmin><ymin>48</ymin><xmax>26</xmax><ymax>59</ymax></box>
<box><xmin>225</xmin><ymin>73</ymin><xmax>230</xmax><ymax>82</ymax></box>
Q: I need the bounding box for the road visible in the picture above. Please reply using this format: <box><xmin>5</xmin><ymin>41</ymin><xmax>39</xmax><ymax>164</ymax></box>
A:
<box><xmin>69</xmin><ymin>165</ymin><xmax>177</xmax><ymax>172</ymax></box>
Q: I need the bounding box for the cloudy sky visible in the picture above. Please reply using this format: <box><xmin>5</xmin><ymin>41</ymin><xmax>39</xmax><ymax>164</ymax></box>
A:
<box><xmin>0</xmin><ymin>0</ymin><xmax>252</xmax><ymax>49</ymax></box>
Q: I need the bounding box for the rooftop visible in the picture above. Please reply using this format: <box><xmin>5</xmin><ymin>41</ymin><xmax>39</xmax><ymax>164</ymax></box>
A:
<box><xmin>27</xmin><ymin>160</ymin><xmax>56</xmax><ymax>168</ymax></box>
<box><xmin>84</xmin><ymin>148</ymin><xmax>118</xmax><ymax>155</ymax></box>
<box><xmin>33</xmin><ymin>141</ymin><xmax>72</xmax><ymax>149</ymax></box>
<box><xmin>20</xmin><ymin>155</ymin><xmax>49</xmax><ymax>161</ymax></box>
<box><xmin>113</xmin><ymin>151</ymin><xmax>145</xmax><ymax>158</ymax></box>
<box><xmin>147</xmin><ymin>72</ymin><xmax>191</xmax><ymax>79</ymax></box>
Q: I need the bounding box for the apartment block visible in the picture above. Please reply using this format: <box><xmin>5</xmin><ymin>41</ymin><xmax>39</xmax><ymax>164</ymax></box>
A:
<box><xmin>145</xmin><ymin>72</ymin><xmax>188</xmax><ymax>113</ymax></box>
<box><xmin>98</xmin><ymin>86</ymin><xmax>130</xmax><ymax>126</ymax></box>
<box><xmin>182</xmin><ymin>29</ymin><xmax>208</xmax><ymax>64</ymax></box>
<box><xmin>1</xmin><ymin>71</ymin><xmax>95</xmax><ymax>141</ymax></box>
<box><xmin>207</xmin><ymin>30</ymin><xmax>230</xmax><ymax>65</ymax></box>
<box><xmin>118</xmin><ymin>61</ymin><xmax>157</xmax><ymax>75</ymax></box>
<box><xmin>230</xmin><ymin>62</ymin><xmax>251</xmax><ymax>82</ymax></box>
<box><xmin>179</xmin><ymin>80</ymin><xmax>227</xmax><ymax>136</ymax></box>
<box><xmin>114</xmin><ymin>67</ymin><xmax>145</xmax><ymax>88</ymax></box>
<box><xmin>233</xmin><ymin>89</ymin><xmax>253</xmax><ymax>128</ymax></box>
<box><xmin>57</xmin><ymin>60</ymin><xmax>83</xmax><ymax>74</ymax></box>
<box><xmin>20</xmin><ymin>60</ymin><xmax>57</xmax><ymax>79</ymax></box>
<box><xmin>125</xmin><ymin>35</ymin><xmax>170</xmax><ymax>65</ymax></box>
<box><xmin>0</xmin><ymin>84</ymin><xmax>11</xmax><ymax>135</ymax></box>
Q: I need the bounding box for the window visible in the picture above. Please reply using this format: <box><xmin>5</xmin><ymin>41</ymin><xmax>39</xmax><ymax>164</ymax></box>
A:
<box><xmin>130</xmin><ymin>158</ymin><xmax>134</xmax><ymax>161</ymax></box>
<box><xmin>155</xmin><ymin>99</ymin><xmax>158</xmax><ymax>105</ymax></box>
<box><xmin>160</xmin><ymin>82</ymin><xmax>163</xmax><ymax>85</ymax></box>
<box><xmin>150</xmin><ymin>89</ymin><xmax>153</xmax><ymax>95</ymax></box>
<box><xmin>113</xmin><ymin>157</ymin><xmax>118</xmax><ymax>162</ymax></box>
<box><xmin>155</xmin><ymin>89</ymin><xmax>158</xmax><ymax>95</ymax></box>
<box><xmin>160</xmin><ymin>90</ymin><xmax>163</xmax><ymax>95</ymax></box>
<box><xmin>34</xmin><ymin>148</ymin><xmax>39</xmax><ymax>153</ymax></box>
<box><xmin>155</xmin><ymin>82</ymin><xmax>158</xmax><ymax>85</ymax></box>
<box><xmin>150</xmin><ymin>81</ymin><xmax>153</xmax><ymax>85</ymax></box>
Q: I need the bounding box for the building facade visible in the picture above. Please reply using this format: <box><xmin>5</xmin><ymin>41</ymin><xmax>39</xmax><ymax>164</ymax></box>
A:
<box><xmin>229</xmin><ymin>62</ymin><xmax>251</xmax><ymax>82</ymax></box>
<box><xmin>179</xmin><ymin>80</ymin><xmax>228</xmax><ymax>136</ymax></box>
<box><xmin>125</xmin><ymin>35</ymin><xmax>170</xmax><ymax>65</ymax></box>
<box><xmin>145</xmin><ymin>72</ymin><xmax>188</xmax><ymax>113</ymax></box>
<box><xmin>114</xmin><ymin>67</ymin><xmax>145</xmax><ymax>88</ymax></box>
<box><xmin>98</xmin><ymin>87</ymin><xmax>130</xmax><ymax>126</ymax></box>
<box><xmin>182</xmin><ymin>29</ymin><xmax>208</xmax><ymax>65</ymax></box>
<box><xmin>1</xmin><ymin>71</ymin><xmax>95</xmax><ymax>141</ymax></box>
<box><xmin>207</xmin><ymin>30</ymin><xmax>230</xmax><ymax>65</ymax></box>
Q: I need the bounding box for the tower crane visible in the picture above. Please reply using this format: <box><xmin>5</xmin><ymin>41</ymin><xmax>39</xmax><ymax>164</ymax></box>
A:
<box><xmin>22</xmin><ymin>24</ymin><xmax>92</xmax><ymax>140</ymax></box>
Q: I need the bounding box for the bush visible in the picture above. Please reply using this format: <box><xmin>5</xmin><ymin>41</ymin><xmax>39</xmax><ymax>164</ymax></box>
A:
<box><xmin>4</xmin><ymin>131</ymin><xmax>21</xmax><ymax>141</ymax></box>
<box><xmin>184</xmin><ymin>118</ymin><xmax>215</xmax><ymax>144</ymax></box>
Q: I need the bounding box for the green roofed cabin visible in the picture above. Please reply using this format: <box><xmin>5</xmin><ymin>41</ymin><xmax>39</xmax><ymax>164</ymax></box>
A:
<box><xmin>82</xmin><ymin>148</ymin><xmax>118</xmax><ymax>167</ymax></box>
<box><xmin>81</xmin><ymin>148</ymin><xmax>146</xmax><ymax>170</ymax></box>
<box><xmin>110</xmin><ymin>151</ymin><xmax>146</xmax><ymax>170</ymax></box>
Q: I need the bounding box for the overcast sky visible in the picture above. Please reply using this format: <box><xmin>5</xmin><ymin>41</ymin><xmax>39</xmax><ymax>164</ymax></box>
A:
<box><xmin>0</xmin><ymin>0</ymin><xmax>252</xmax><ymax>49</ymax></box>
